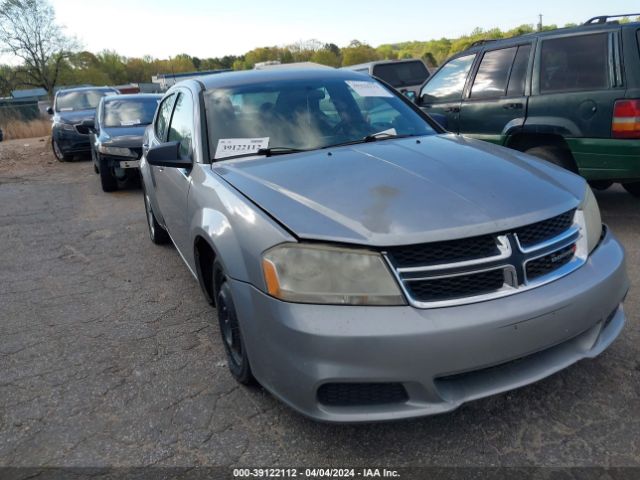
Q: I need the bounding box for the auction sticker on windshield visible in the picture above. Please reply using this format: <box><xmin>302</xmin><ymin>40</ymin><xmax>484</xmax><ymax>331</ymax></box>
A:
<box><xmin>216</xmin><ymin>137</ymin><xmax>270</xmax><ymax>159</ymax></box>
<box><xmin>345</xmin><ymin>80</ymin><xmax>394</xmax><ymax>98</ymax></box>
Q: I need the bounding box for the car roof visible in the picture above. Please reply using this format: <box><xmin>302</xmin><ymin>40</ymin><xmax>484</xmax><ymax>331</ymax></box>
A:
<box><xmin>57</xmin><ymin>86</ymin><xmax>118</xmax><ymax>94</ymax></box>
<box><xmin>103</xmin><ymin>93</ymin><xmax>162</xmax><ymax>101</ymax></box>
<box><xmin>452</xmin><ymin>20</ymin><xmax>639</xmax><ymax>59</ymax></box>
<box><xmin>197</xmin><ymin>67</ymin><xmax>371</xmax><ymax>90</ymax></box>
<box><xmin>343</xmin><ymin>59</ymin><xmax>426</xmax><ymax>70</ymax></box>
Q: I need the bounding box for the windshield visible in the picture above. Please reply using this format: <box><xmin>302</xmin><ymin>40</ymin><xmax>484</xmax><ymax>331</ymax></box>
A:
<box><xmin>103</xmin><ymin>97</ymin><xmax>159</xmax><ymax>127</ymax></box>
<box><xmin>373</xmin><ymin>61</ymin><xmax>430</xmax><ymax>88</ymax></box>
<box><xmin>56</xmin><ymin>89</ymin><xmax>116</xmax><ymax>112</ymax></box>
<box><xmin>205</xmin><ymin>77</ymin><xmax>436</xmax><ymax>160</ymax></box>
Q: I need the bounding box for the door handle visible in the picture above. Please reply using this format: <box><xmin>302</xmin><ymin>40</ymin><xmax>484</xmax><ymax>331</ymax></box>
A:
<box><xmin>503</xmin><ymin>103</ymin><xmax>523</xmax><ymax>110</ymax></box>
<box><xmin>443</xmin><ymin>106</ymin><xmax>460</xmax><ymax>113</ymax></box>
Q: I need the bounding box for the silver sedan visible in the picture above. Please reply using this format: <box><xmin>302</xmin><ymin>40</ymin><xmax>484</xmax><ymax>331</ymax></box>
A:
<box><xmin>139</xmin><ymin>68</ymin><xmax>628</xmax><ymax>422</ymax></box>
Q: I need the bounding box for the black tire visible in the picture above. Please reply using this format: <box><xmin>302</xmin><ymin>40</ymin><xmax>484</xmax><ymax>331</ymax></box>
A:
<box><xmin>524</xmin><ymin>146</ymin><xmax>578</xmax><ymax>173</ymax></box>
<box><xmin>98</xmin><ymin>156</ymin><xmax>118</xmax><ymax>192</ymax></box>
<box><xmin>622</xmin><ymin>182</ymin><xmax>640</xmax><ymax>198</ymax></box>
<box><xmin>91</xmin><ymin>149</ymin><xmax>99</xmax><ymax>174</ymax></box>
<box><xmin>589</xmin><ymin>180</ymin><xmax>613</xmax><ymax>191</ymax></box>
<box><xmin>214</xmin><ymin>263</ymin><xmax>254</xmax><ymax>385</ymax></box>
<box><xmin>52</xmin><ymin>138</ymin><xmax>72</xmax><ymax>162</ymax></box>
<box><xmin>142</xmin><ymin>189</ymin><xmax>170</xmax><ymax>244</ymax></box>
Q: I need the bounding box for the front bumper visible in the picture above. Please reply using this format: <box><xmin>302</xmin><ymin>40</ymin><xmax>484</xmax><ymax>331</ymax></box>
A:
<box><xmin>52</xmin><ymin>127</ymin><xmax>91</xmax><ymax>154</ymax></box>
<box><xmin>230</xmin><ymin>228</ymin><xmax>628</xmax><ymax>422</ymax></box>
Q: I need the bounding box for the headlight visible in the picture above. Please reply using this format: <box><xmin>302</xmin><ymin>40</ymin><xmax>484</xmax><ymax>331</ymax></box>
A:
<box><xmin>98</xmin><ymin>145</ymin><xmax>136</xmax><ymax>157</ymax></box>
<box><xmin>60</xmin><ymin>123</ymin><xmax>75</xmax><ymax>131</ymax></box>
<box><xmin>262</xmin><ymin>243</ymin><xmax>406</xmax><ymax>305</ymax></box>
<box><xmin>575</xmin><ymin>186</ymin><xmax>602</xmax><ymax>256</ymax></box>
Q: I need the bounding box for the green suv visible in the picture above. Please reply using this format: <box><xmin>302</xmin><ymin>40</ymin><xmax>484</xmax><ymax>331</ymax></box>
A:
<box><xmin>417</xmin><ymin>14</ymin><xmax>640</xmax><ymax>197</ymax></box>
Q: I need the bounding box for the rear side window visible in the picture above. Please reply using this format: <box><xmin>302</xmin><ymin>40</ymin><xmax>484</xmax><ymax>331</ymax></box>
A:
<box><xmin>167</xmin><ymin>93</ymin><xmax>194</xmax><ymax>159</ymax></box>
<box><xmin>373</xmin><ymin>61</ymin><xmax>430</xmax><ymax>88</ymax></box>
<box><xmin>420</xmin><ymin>54</ymin><xmax>475</xmax><ymax>102</ymax></box>
<box><xmin>470</xmin><ymin>47</ymin><xmax>517</xmax><ymax>98</ymax></box>
<box><xmin>154</xmin><ymin>95</ymin><xmax>175</xmax><ymax>141</ymax></box>
<box><xmin>540</xmin><ymin>33</ymin><xmax>609</xmax><ymax>93</ymax></box>
<box><xmin>507</xmin><ymin>45</ymin><xmax>532</xmax><ymax>96</ymax></box>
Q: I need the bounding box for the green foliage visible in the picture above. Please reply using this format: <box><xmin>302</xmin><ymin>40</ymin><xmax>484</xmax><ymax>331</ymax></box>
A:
<box><xmin>2</xmin><ymin>15</ymin><xmax>603</xmax><ymax>90</ymax></box>
<box><xmin>341</xmin><ymin>41</ymin><xmax>381</xmax><ymax>66</ymax></box>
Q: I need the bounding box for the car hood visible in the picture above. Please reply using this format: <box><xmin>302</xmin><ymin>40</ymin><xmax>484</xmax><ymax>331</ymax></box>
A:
<box><xmin>101</xmin><ymin>126</ymin><xmax>147</xmax><ymax>147</ymax></box>
<box><xmin>55</xmin><ymin>109</ymin><xmax>96</xmax><ymax>124</ymax></box>
<box><xmin>213</xmin><ymin>134</ymin><xmax>586</xmax><ymax>246</ymax></box>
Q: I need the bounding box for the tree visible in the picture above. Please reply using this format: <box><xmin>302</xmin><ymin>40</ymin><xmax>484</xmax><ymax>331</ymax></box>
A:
<box><xmin>0</xmin><ymin>64</ymin><xmax>17</xmax><ymax>96</ymax></box>
<box><xmin>0</xmin><ymin>0</ymin><xmax>78</xmax><ymax>95</ymax></box>
<box><xmin>311</xmin><ymin>48</ymin><xmax>341</xmax><ymax>67</ymax></box>
<box><xmin>341</xmin><ymin>41</ymin><xmax>381</xmax><ymax>66</ymax></box>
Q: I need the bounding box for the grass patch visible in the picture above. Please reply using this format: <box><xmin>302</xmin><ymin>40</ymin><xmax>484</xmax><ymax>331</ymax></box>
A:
<box><xmin>0</xmin><ymin>117</ymin><xmax>51</xmax><ymax>140</ymax></box>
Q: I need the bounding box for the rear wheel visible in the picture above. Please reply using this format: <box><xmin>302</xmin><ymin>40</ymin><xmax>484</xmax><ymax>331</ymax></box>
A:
<box><xmin>622</xmin><ymin>182</ymin><xmax>640</xmax><ymax>198</ymax></box>
<box><xmin>98</xmin><ymin>156</ymin><xmax>118</xmax><ymax>192</ymax></box>
<box><xmin>214</xmin><ymin>262</ymin><xmax>254</xmax><ymax>385</ymax></box>
<box><xmin>143</xmin><ymin>190</ymin><xmax>170</xmax><ymax>244</ymax></box>
<box><xmin>524</xmin><ymin>146</ymin><xmax>577</xmax><ymax>173</ymax></box>
<box><xmin>589</xmin><ymin>180</ymin><xmax>613</xmax><ymax>191</ymax></box>
<box><xmin>52</xmin><ymin>139</ymin><xmax>72</xmax><ymax>162</ymax></box>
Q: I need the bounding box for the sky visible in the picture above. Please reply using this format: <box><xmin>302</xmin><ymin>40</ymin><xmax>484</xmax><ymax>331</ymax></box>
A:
<box><xmin>6</xmin><ymin>0</ymin><xmax>640</xmax><ymax>61</ymax></box>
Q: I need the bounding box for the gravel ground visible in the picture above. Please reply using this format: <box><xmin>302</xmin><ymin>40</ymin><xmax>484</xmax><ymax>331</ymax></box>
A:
<box><xmin>0</xmin><ymin>137</ymin><xmax>639</xmax><ymax>468</ymax></box>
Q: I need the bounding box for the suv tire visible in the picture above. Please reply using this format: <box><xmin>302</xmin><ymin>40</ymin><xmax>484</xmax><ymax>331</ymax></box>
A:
<box><xmin>588</xmin><ymin>180</ymin><xmax>613</xmax><ymax>191</ymax></box>
<box><xmin>524</xmin><ymin>146</ymin><xmax>577</xmax><ymax>173</ymax></box>
<box><xmin>622</xmin><ymin>182</ymin><xmax>640</xmax><ymax>198</ymax></box>
<box><xmin>214</xmin><ymin>262</ymin><xmax>254</xmax><ymax>385</ymax></box>
<box><xmin>98</xmin><ymin>156</ymin><xmax>118</xmax><ymax>192</ymax></box>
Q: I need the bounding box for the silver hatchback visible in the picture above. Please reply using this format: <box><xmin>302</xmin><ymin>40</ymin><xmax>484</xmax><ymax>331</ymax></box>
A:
<box><xmin>139</xmin><ymin>68</ymin><xmax>628</xmax><ymax>422</ymax></box>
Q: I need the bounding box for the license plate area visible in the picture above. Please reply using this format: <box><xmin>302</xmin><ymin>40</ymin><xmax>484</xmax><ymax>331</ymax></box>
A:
<box><xmin>119</xmin><ymin>160</ymin><xmax>140</xmax><ymax>169</ymax></box>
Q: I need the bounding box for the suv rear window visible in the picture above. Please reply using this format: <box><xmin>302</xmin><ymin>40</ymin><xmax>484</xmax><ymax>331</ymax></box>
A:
<box><xmin>540</xmin><ymin>33</ymin><xmax>609</xmax><ymax>93</ymax></box>
<box><xmin>373</xmin><ymin>61</ymin><xmax>430</xmax><ymax>88</ymax></box>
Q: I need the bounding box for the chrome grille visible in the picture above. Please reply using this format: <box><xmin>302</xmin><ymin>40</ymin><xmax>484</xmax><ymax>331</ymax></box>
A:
<box><xmin>384</xmin><ymin>210</ymin><xmax>585</xmax><ymax>308</ymax></box>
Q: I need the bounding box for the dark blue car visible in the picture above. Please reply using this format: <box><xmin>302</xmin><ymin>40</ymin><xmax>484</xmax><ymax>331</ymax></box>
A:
<box><xmin>48</xmin><ymin>86</ymin><xmax>119</xmax><ymax>161</ymax></box>
<box><xmin>89</xmin><ymin>93</ymin><xmax>162</xmax><ymax>191</ymax></box>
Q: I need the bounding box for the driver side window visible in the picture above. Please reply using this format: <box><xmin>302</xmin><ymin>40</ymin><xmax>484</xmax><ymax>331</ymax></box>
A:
<box><xmin>420</xmin><ymin>54</ymin><xmax>476</xmax><ymax>102</ymax></box>
<box><xmin>167</xmin><ymin>92</ymin><xmax>194</xmax><ymax>160</ymax></box>
<box><xmin>154</xmin><ymin>94</ymin><xmax>175</xmax><ymax>141</ymax></box>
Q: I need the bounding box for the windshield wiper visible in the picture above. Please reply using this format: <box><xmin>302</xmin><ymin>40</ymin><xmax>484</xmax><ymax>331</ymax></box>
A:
<box><xmin>322</xmin><ymin>132</ymin><xmax>416</xmax><ymax>150</ymax></box>
<box><xmin>213</xmin><ymin>146</ymin><xmax>310</xmax><ymax>161</ymax></box>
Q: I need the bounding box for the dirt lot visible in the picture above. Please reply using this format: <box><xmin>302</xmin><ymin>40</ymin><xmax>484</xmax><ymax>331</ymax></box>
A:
<box><xmin>0</xmin><ymin>137</ymin><xmax>639</xmax><ymax>468</ymax></box>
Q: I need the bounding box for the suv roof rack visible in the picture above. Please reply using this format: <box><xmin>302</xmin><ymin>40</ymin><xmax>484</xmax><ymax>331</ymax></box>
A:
<box><xmin>584</xmin><ymin>14</ymin><xmax>640</xmax><ymax>25</ymax></box>
<box><xmin>469</xmin><ymin>39</ymin><xmax>498</xmax><ymax>48</ymax></box>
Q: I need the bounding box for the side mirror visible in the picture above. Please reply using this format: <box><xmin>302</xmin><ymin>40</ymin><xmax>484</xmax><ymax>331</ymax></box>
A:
<box><xmin>147</xmin><ymin>141</ymin><xmax>192</xmax><ymax>168</ymax></box>
<box><xmin>80</xmin><ymin>119</ymin><xmax>95</xmax><ymax>131</ymax></box>
<box><xmin>46</xmin><ymin>106</ymin><xmax>54</xmax><ymax>115</ymax></box>
<box><xmin>429</xmin><ymin>113</ymin><xmax>448</xmax><ymax>131</ymax></box>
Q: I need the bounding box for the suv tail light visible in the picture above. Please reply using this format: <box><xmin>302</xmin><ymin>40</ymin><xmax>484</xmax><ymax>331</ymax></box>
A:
<box><xmin>612</xmin><ymin>99</ymin><xmax>640</xmax><ymax>138</ymax></box>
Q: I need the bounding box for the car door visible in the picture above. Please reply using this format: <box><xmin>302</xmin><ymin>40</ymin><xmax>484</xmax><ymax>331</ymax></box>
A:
<box><xmin>527</xmin><ymin>31</ymin><xmax>621</xmax><ymax>143</ymax></box>
<box><xmin>417</xmin><ymin>53</ymin><xmax>477</xmax><ymax>132</ymax></box>
<box><xmin>458</xmin><ymin>43</ymin><xmax>533</xmax><ymax>145</ymax></box>
<box><xmin>154</xmin><ymin>90</ymin><xmax>195</xmax><ymax>256</ymax></box>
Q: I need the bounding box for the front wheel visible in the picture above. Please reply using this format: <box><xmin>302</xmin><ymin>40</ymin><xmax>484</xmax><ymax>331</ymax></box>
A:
<box><xmin>622</xmin><ymin>182</ymin><xmax>640</xmax><ymax>198</ymax></box>
<box><xmin>215</xmin><ymin>263</ymin><xmax>254</xmax><ymax>385</ymax></box>
<box><xmin>52</xmin><ymin>138</ymin><xmax>72</xmax><ymax>162</ymax></box>
<box><xmin>142</xmin><ymin>189</ymin><xmax>170</xmax><ymax>244</ymax></box>
<box><xmin>98</xmin><ymin>156</ymin><xmax>118</xmax><ymax>192</ymax></box>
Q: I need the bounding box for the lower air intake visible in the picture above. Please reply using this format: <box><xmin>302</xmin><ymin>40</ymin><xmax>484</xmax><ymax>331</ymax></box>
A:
<box><xmin>317</xmin><ymin>382</ymin><xmax>409</xmax><ymax>407</ymax></box>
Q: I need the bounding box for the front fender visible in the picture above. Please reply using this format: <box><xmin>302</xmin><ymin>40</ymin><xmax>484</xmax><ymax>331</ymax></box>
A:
<box><xmin>188</xmin><ymin>169</ymin><xmax>296</xmax><ymax>289</ymax></box>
